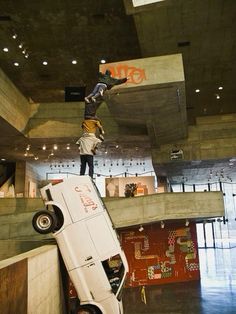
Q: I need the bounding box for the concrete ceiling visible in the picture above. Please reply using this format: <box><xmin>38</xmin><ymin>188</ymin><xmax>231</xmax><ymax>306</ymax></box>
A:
<box><xmin>0</xmin><ymin>0</ymin><xmax>236</xmax><ymax>183</ymax></box>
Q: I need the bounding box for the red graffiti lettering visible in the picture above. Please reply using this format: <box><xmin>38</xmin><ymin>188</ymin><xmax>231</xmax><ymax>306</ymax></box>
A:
<box><xmin>102</xmin><ymin>64</ymin><xmax>147</xmax><ymax>85</ymax></box>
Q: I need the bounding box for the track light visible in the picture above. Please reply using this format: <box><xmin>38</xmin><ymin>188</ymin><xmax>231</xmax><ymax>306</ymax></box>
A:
<box><xmin>139</xmin><ymin>225</ymin><xmax>144</xmax><ymax>232</ymax></box>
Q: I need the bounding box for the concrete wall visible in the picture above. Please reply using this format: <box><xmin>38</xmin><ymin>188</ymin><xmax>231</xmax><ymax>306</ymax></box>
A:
<box><xmin>100</xmin><ymin>53</ymin><xmax>185</xmax><ymax>88</ymax></box>
<box><xmin>25</xmin><ymin>101</ymin><xmax>118</xmax><ymax>139</ymax></box>
<box><xmin>0</xmin><ymin>245</ymin><xmax>65</xmax><ymax>314</ymax></box>
<box><xmin>152</xmin><ymin>113</ymin><xmax>236</xmax><ymax>162</ymax></box>
<box><xmin>0</xmin><ymin>68</ymin><xmax>31</xmax><ymax>132</ymax></box>
<box><xmin>0</xmin><ymin>197</ymin><xmax>50</xmax><ymax>260</ymax></box>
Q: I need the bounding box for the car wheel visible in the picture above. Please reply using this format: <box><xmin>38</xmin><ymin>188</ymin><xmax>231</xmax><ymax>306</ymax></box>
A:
<box><xmin>77</xmin><ymin>305</ymin><xmax>98</xmax><ymax>314</ymax></box>
<box><xmin>32</xmin><ymin>209</ymin><xmax>57</xmax><ymax>234</ymax></box>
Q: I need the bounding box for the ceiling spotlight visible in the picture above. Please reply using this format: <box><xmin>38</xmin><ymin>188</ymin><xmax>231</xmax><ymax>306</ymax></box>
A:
<box><xmin>18</xmin><ymin>43</ymin><xmax>23</xmax><ymax>49</ymax></box>
<box><xmin>12</xmin><ymin>34</ymin><xmax>17</xmax><ymax>39</ymax></box>
<box><xmin>195</xmin><ymin>89</ymin><xmax>200</xmax><ymax>93</ymax></box>
<box><xmin>66</xmin><ymin>144</ymin><xmax>70</xmax><ymax>150</ymax></box>
<box><xmin>218</xmin><ymin>86</ymin><xmax>223</xmax><ymax>90</ymax></box>
<box><xmin>72</xmin><ymin>60</ymin><xmax>77</xmax><ymax>64</ymax></box>
<box><xmin>43</xmin><ymin>61</ymin><xmax>48</xmax><ymax>66</ymax></box>
<box><xmin>3</xmin><ymin>47</ymin><xmax>9</xmax><ymax>52</ymax></box>
<box><xmin>161</xmin><ymin>221</ymin><xmax>165</xmax><ymax>229</ymax></box>
<box><xmin>185</xmin><ymin>219</ymin><xmax>189</xmax><ymax>227</ymax></box>
<box><xmin>53</xmin><ymin>144</ymin><xmax>58</xmax><ymax>150</ymax></box>
<box><xmin>24</xmin><ymin>152</ymin><xmax>28</xmax><ymax>157</ymax></box>
<box><xmin>1</xmin><ymin>158</ymin><xmax>6</xmax><ymax>161</ymax></box>
<box><xmin>42</xmin><ymin>144</ymin><xmax>46</xmax><ymax>150</ymax></box>
<box><xmin>50</xmin><ymin>151</ymin><xmax>54</xmax><ymax>156</ymax></box>
<box><xmin>116</xmin><ymin>145</ymin><xmax>119</xmax><ymax>149</ymax></box>
<box><xmin>22</xmin><ymin>49</ymin><xmax>26</xmax><ymax>54</ymax></box>
<box><xmin>34</xmin><ymin>156</ymin><xmax>39</xmax><ymax>160</ymax></box>
<box><xmin>26</xmin><ymin>144</ymin><xmax>30</xmax><ymax>151</ymax></box>
<box><xmin>100</xmin><ymin>59</ymin><xmax>106</xmax><ymax>64</ymax></box>
<box><xmin>216</xmin><ymin>94</ymin><xmax>220</xmax><ymax>99</ymax></box>
<box><xmin>139</xmin><ymin>225</ymin><xmax>144</xmax><ymax>232</ymax></box>
<box><xmin>14</xmin><ymin>62</ymin><xmax>19</xmax><ymax>67</ymax></box>
<box><xmin>25</xmin><ymin>53</ymin><xmax>29</xmax><ymax>59</ymax></box>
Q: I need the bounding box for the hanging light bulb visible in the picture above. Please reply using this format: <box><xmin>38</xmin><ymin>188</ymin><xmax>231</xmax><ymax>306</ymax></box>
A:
<box><xmin>161</xmin><ymin>221</ymin><xmax>165</xmax><ymax>229</ymax></box>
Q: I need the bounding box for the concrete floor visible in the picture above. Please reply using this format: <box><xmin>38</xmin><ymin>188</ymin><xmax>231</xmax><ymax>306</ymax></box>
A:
<box><xmin>123</xmin><ymin>248</ymin><xmax>236</xmax><ymax>314</ymax></box>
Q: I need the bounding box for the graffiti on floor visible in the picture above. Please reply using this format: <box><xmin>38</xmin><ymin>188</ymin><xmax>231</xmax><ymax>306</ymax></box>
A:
<box><xmin>120</xmin><ymin>222</ymin><xmax>200</xmax><ymax>287</ymax></box>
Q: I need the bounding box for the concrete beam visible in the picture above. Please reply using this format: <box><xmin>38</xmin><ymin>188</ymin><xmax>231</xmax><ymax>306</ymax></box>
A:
<box><xmin>100</xmin><ymin>54</ymin><xmax>187</xmax><ymax>146</ymax></box>
<box><xmin>25</xmin><ymin>101</ymin><xmax>119</xmax><ymax>139</ymax></box>
<box><xmin>105</xmin><ymin>191</ymin><xmax>224</xmax><ymax>228</ymax></box>
<box><xmin>0</xmin><ymin>68</ymin><xmax>31</xmax><ymax>132</ymax></box>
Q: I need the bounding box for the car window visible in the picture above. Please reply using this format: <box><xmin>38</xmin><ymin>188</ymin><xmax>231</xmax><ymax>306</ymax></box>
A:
<box><xmin>102</xmin><ymin>254</ymin><xmax>125</xmax><ymax>299</ymax></box>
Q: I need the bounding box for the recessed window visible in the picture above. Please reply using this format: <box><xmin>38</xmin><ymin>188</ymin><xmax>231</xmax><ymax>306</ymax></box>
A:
<box><xmin>132</xmin><ymin>0</ymin><xmax>165</xmax><ymax>7</ymax></box>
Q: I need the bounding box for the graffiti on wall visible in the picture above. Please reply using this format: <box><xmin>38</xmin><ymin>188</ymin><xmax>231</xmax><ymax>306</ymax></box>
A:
<box><xmin>101</xmin><ymin>64</ymin><xmax>147</xmax><ymax>85</ymax></box>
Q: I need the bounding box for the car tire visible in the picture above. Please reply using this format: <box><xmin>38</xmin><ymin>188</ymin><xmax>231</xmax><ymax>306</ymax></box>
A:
<box><xmin>77</xmin><ymin>305</ymin><xmax>98</xmax><ymax>314</ymax></box>
<box><xmin>32</xmin><ymin>209</ymin><xmax>57</xmax><ymax>234</ymax></box>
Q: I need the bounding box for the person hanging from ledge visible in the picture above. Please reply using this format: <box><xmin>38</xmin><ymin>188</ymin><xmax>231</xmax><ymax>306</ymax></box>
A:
<box><xmin>84</xmin><ymin>69</ymin><xmax>127</xmax><ymax>104</ymax></box>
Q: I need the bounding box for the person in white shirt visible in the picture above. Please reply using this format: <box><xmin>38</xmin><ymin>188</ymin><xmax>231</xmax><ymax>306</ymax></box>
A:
<box><xmin>76</xmin><ymin>133</ymin><xmax>102</xmax><ymax>178</ymax></box>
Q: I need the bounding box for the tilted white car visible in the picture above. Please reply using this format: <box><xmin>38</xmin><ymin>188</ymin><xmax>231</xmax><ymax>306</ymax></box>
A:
<box><xmin>32</xmin><ymin>176</ymin><xmax>128</xmax><ymax>314</ymax></box>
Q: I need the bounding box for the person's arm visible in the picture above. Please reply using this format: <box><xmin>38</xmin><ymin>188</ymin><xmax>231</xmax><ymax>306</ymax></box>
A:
<box><xmin>114</xmin><ymin>77</ymin><xmax>127</xmax><ymax>85</ymax></box>
<box><xmin>96</xmin><ymin>120</ymin><xmax>105</xmax><ymax>135</ymax></box>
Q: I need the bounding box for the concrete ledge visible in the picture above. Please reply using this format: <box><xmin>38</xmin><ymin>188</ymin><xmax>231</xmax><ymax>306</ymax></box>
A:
<box><xmin>0</xmin><ymin>245</ymin><xmax>65</xmax><ymax>314</ymax></box>
<box><xmin>105</xmin><ymin>191</ymin><xmax>224</xmax><ymax>228</ymax></box>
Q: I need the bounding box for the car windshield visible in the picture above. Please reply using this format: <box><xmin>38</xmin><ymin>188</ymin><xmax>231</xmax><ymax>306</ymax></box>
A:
<box><xmin>102</xmin><ymin>254</ymin><xmax>126</xmax><ymax>300</ymax></box>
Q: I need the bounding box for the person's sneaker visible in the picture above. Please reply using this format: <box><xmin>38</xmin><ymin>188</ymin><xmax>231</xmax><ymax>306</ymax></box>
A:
<box><xmin>91</xmin><ymin>96</ymin><xmax>96</xmax><ymax>103</ymax></box>
<box><xmin>85</xmin><ymin>97</ymin><xmax>90</xmax><ymax>103</ymax></box>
